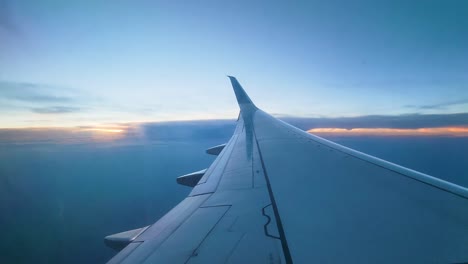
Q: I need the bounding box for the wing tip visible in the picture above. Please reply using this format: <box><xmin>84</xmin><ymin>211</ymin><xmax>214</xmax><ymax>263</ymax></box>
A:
<box><xmin>227</xmin><ymin>76</ymin><xmax>257</xmax><ymax>110</ymax></box>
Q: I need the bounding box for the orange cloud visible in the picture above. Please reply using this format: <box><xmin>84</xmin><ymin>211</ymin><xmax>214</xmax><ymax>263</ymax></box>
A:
<box><xmin>81</xmin><ymin>128</ymin><xmax>124</xmax><ymax>133</ymax></box>
<box><xmin>77</xmin><ymin>125</ymin><xmax>130</xmax><ymax>141</ymax></box>
<box><xmin>307</xmin><ymin>127</ymin><xmax>468</xmax><ymax>137</ymax></box>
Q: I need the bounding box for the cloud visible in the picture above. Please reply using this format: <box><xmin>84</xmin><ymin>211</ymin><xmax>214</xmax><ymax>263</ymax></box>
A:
<box><xmin>281</xmin><ymin>113</ymin><xmax>468</xmax><ymax>130</ymax></box>
<box><xmin>13</xmin><ymin>94</ymin><xmax>74</xmax><ymax>103</ymax></box>
<box><xmin>31</xmin><ymin>106</ymin><xmax>82</xmax><ymax>114</ymax></box>
<box><xmin>0</xmin><ymin>81</ymin><xmax>76</xmax><ymax>103</ymax></box>
<box><xmin>0</xmin><ymin>80</ymin><xmax>161</xmax><ymax>119</ymax></box>
<box><xmin>135</xmin><ymin>113</ymin><xmax>468</xmax><ymax>141</ymax></box>
<box><xmin>1</xmin><ymin>113</ymin><xmax>468</xmax><ymax>146</ymax></box>
<box><xmin>139</xmin><ymin>119</ymin><xmax>236</xmax><ymax>141</ymax></box>
<box><xmin>405</xmin><ymin>99</ymin><xmax>468</xmax><ymax>110</ymax></box>
<box><xmin>0</xmin><ymin>81</ymin><xmax>89</xmax><ymax>117</ymax></box>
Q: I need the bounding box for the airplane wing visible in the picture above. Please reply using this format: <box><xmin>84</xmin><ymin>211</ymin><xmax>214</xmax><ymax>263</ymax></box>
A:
<box><xmin>105</xmin><ymin>77</ymin><xmax>468</xmax><ymax>263</ymax></box>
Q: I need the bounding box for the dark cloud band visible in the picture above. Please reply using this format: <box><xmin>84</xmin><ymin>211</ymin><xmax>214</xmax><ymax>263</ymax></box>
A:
<box><xmin>282</xmin><ymin>113</ymin><xmax>468</xmax><ymax>130</ymax></box>
<box><xmin>31</xmin><ymin>106</ymin><xmax>81</xmax><ymax>114</ymax></box>
<box><xmin>405</xmin><ymin>99</ymin><xmax>468</xmax><ymax>110</ymax></box>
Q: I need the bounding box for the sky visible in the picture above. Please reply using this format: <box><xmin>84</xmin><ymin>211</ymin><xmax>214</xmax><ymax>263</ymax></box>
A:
<box><xmin>1</xmin><ymin>0</ymin><xmax>468</xmax><ymax>128</ymax></box>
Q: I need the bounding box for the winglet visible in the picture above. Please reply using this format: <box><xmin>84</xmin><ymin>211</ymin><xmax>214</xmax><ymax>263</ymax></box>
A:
<box><xmin>228</xmin><ymin>76</ymin><xmax>258</xmax><ymax>112</ymax></box>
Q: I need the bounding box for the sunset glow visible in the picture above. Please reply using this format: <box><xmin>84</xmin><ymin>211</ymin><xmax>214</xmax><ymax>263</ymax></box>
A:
<box><xmin>82</xmin><ymin>128</ymin><xmax>124</xmax><ymax>133</ymax></box>
<box><xmin>75</xmin><ymin>125</ymin><xmax>130</xmax><ymax>141</ymax></box>
<box><xmin>307</xmin><ymin>127</ymin><xmax>468</xmax><ymax>137</ymax></box>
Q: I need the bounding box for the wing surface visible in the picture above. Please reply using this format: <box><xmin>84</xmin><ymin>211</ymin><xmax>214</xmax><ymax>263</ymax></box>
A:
<box><xmin>106</xmin><ymin>77</ymin><xmax>468</xmax><ymax>264</ymax></box>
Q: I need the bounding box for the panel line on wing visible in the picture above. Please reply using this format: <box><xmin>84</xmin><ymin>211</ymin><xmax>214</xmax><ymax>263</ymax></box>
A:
<box><xmin>252</xmin><ymin>126</ymin><xmax>294</xmax><ymax>264</ymax></box>
<box><xmin>184</xmin><ymin>205</ymin><xmax>232</xmax><ymax>263</ymax></box>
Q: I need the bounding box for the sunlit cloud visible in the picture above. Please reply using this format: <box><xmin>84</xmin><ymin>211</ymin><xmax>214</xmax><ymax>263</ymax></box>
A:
<box><xmin>76</xmin><ymin>125</ymin><xmax>130</xmax><ymax>141</ymax></box>
<box><xmin>308</xmin><ymin>127</ymin><xmax>468</xmax><ymax>137</ymax></box>
<box><xmin>80</xmin><ymin>128</ymin><xmax>124</xmax><ymax>133</ymax></box>
<box><xmin>0</xmin><ymin>123</ymin><xmax>137</xmax><ymax>146</ymax></box>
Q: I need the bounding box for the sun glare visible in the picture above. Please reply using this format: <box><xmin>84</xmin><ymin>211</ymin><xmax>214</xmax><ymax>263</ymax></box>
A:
<box><xmin>76</xmin><ymin>125</ymin><xmax>130</xmax><ymax>141</ymax></box>
<box><xmin>83</xmin><ymin>128</ymin><xmax>124</xmax><ymax>133</ymax></box>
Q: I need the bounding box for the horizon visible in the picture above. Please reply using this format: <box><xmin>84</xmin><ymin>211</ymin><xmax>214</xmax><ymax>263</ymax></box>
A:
<box><xmin>1</xmin><ymin>114</ymin><xmax>468</xmax><ymax>141</ymax></box>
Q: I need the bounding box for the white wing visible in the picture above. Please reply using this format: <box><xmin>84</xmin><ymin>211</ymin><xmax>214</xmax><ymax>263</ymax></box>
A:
<box><xmin>105</xmin><ymin>77</ymin><xmax>468</xmax><ymax>264</ymax></box>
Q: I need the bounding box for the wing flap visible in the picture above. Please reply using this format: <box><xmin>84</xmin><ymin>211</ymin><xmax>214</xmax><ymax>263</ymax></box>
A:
<box><xmin>105</xmin><ymin>226</ymin><xmax>149</xmax><ymax>251</ymax></box>
<box><xmin>176</xmin><ymin>169</ymin><xmax>207</xmax><ymax>187</ymax></box>
<box><xmin>206</xmin><ymin>143</ymin><xmax>226</xmax><ymax>155</ymax></box>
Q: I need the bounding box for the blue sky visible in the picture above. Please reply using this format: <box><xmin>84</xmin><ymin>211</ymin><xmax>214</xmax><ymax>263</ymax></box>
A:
<box><xmin>1</xmin><ymin>0</ymin><xmax>468</xmax><ymax>128</ymax></box>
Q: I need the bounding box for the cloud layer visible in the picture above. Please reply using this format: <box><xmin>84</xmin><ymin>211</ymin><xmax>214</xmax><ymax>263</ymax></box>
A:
<box><xmin>0</xmin><ymin>81</ymin><xmax>77</xmax><ymax>103</ymax></box>
<box><xmin>1</xmin><ymin>112</ymin><xmax>468</xmax><ymax>146</ymax></box>
<box><xmin>31</xmin><ymin>106</ymin><xmax>81</xmax><ymax>114</ymax></box>
<box><xmin>0</xmin><ymin>81</ymin><xmax>87</xmax><ymax>116</ymax></box>
<box><xmin>283</xmin><ymin>113</ymin><xmax>468</xmax><ymax>130</ymax></box>
<box><xmin>405</xmin><ymin>99</ymin><xmax>468</xmax><ymax>110</ymax></box>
